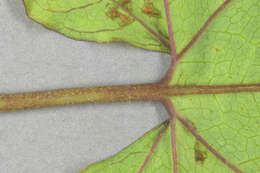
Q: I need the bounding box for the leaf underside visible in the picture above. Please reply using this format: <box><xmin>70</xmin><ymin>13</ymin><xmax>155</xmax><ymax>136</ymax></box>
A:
<box><xmin>23</xmin><ymin>0</ymin><xmax>260</xmax><ymax>173</ymax></box>
<box><xmin>82</xmin><ymin>122</ymin><xmax>173</xmax><ymax>173</ymax></box>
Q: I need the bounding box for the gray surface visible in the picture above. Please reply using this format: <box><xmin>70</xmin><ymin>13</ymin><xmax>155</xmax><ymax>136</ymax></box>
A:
<box><xmin>0</xmin><ymin>0</ymin><xmax>170</xmax><ymax>172</ymax></box>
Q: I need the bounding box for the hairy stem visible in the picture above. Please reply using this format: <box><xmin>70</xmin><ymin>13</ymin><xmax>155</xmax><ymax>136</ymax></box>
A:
<box><xmin>1</xmin><ymin>83</ymin><xmax>260</xmax><ymax>112</ymax></box>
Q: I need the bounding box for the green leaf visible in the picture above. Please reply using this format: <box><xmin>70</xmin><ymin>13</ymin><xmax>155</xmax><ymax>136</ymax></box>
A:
<box><xmin>22</xmin><ymin>0</ymin><xmax>260</xmax><ymax>172</ymax></box>
<box><xmin>172</xmin><ymin>93</ymin><xmax>260</xmax><ymax>173</ymax></box>
<box><xmin>81</xmin><ymin>121</ymin><xmax>173</xmax><ymax>173</ymax></box>
<box><xmin>23</xmin><ymin>0</ymin><xmax>170</xmax><ymax>52</ymax></box>
<box><xmin>169</xmin><ymin>0</ymin><xmax>260</xmax><ymax>172</ymax></box>
<box><xmin>171</xmin><ymin>0</ymin><xmax>260</xmax><ymax>86</ymax></box>
<box><xmin>23</xmin><ymin>0</ymin><xmax>238</xmax><ymax>53</ymax></box>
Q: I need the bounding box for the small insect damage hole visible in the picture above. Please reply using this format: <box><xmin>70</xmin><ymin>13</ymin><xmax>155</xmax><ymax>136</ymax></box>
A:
<box><xmin>142</xmin><ymin>0</ymin><xmax>160</xmax><ymax>17</ymax></box>
<box><xmin>107</xmin><ymin>0</ymin><xmax>133</xmax><ymax>26</ymax></box>
<box><xmin>194</xmin><ymin>141</ymin><xmax>208</xmax><ymax>164</ymax></box>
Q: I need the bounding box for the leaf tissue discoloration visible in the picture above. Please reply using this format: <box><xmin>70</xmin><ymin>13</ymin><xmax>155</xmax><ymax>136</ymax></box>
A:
<box><xmin>142</xmin><ymin>0</ymin><xmax>160</xmax><ymax>17</ymax></box>
<box><xmin>194</xmin><ymin>141</ymin><xmax>208</xmax><ymax>164</ymax></box>
<box><xmin>107</xmin><ymin>7</ymin><xmax>133</xmax><ymax>26</ymax></box>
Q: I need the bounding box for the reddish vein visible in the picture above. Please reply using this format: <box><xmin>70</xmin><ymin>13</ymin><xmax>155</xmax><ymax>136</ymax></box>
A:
<box><xmin>163</xmin><ymin>100</ymin><xmax>178</xmax><ymax>173</ymax></box>
<box><xmin>110</xmin><ymin>0</ymin><xmax>170</xmax><ymax>48</ymax></box>
<box><xmin>163</xmin><ymin>0</ymin><xmax>177</xmax><ymax>61</ymax></box>
<box><xmin>171</xmin><ymin>107</ymin><xmax>244</xmax><ymax>173</ymax></box>
<box><xmin>176</xmin><ymin>0</ymin><xmax>232</xmax><ymax>61</ymax></box>
<box><xmin>137</xmin><ymin>122</ymin><xmax>169</xmax><ymax>173</ymax></box>
<box><xmin>32</xmin><ymin>0</ymin><xmax>103</xmax><ymax>13</ymax></box>
<box><xmin>161</xmin><ymin>1</ymin><xmax>179</xmax><ymax>170</ymax></box>
<box><xmin>160</xmin><ymin>0</ymin><xmax>178</xmax><ymax>84</ymax></box>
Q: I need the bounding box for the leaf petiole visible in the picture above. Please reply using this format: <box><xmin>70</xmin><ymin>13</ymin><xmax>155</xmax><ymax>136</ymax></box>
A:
<box><xmin>1</xmin><ymin>83</ymin><xmax>260</xmax><ymax>112</ymax></box>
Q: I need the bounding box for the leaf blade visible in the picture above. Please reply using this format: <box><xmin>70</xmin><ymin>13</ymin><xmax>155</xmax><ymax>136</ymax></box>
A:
<box><xmin>23</xmin><ymin>0</ymin><xmax>170</xmax><ymax>52</ymax></box>
<box><xmin>172</xmin><ymin>92</ymin><xmax>260</xmax><ymax>173</ymax></box>
<box><xmin>81</xmin><ymin>121</ymin><xmax>173</xmax><ymax>173</ymax></box>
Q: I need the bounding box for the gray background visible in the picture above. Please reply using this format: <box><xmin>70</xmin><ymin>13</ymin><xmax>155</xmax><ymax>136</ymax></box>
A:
<box><xmin>0</xmin><ymin>0</ymin><xmax>170</xmax><ymax>172</ymax></box>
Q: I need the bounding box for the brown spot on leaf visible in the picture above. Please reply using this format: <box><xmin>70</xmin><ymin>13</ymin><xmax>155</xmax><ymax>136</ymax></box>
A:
<box><xmin>107</xmin><ymin>7</ymin><xmax>133</xmax><ymax>26</ymax></box>
<box><xmin>195</xmin><ymin>150</ymin><xmax>207</xmax><ymax>163</ymax></box>
<box><xmin>194</xmin><ymin>142</ymin><xmax>207</xmax><ymax>164</ymax></box>
<box><xmin>142</xmin><ymin>1</ymin><xmax>160</xmax><ymax>17</ymax></box>
<box><xmin>108</xmin><ymin>7</ymin><xmax>120</xmax><ymax>19</ymax></box>
<box><xmin>119</xmin><ymin>13</ymin><xmax>131</xmax><ymax>25</ymax></box>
